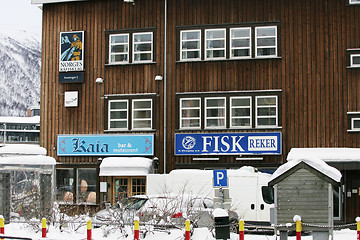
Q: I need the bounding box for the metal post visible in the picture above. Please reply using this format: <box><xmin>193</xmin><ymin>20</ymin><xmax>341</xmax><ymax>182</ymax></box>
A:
<box><xmin>2</xmin><ymin>124</ymin><xmax>5</xmax><ymax>145</ymax></box>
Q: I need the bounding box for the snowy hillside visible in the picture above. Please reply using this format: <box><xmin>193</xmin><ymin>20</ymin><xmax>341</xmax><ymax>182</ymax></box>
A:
<box><xmin>0</xmin><ymin>27</ymin><xmax>41</xmax><ymax>117</ymax></box>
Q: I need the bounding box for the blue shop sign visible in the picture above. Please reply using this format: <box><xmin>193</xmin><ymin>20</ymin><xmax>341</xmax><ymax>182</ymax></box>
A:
<box><xmin>57</xmin><ymin>134</ymin><xmax>154</xmax><ymax>156</ymax></box>
<box><xmin>175</xmin><ymin>132</ymin><xmax>281</xmax><ymax>155</ymax></box>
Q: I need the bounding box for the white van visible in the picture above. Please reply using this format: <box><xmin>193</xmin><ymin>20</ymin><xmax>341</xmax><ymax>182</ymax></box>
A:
<box><xmin>146</xmin><ymin>166</ymin><xmax>273</xmax><ymax>224</ymax></box>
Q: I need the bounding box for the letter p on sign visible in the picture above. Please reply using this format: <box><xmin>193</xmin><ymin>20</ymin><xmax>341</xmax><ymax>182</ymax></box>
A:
<box><xmin>213</xmin><ymin>170</ymin><xmax>228</xmax><ymax>187</ymax></box>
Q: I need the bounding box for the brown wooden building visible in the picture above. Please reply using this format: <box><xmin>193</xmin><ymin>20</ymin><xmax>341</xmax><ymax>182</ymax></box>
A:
<box><xmin>33</xmin><ymin>0</ymin><xmax>360</xmax><ymax>223</ymax></box>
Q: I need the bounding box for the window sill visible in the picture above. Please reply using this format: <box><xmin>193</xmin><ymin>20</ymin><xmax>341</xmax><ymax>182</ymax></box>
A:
<box><xmin>105</xmin><ymin>62</ymin><xmax>156</xmax><ymax>67</ymax></box>
<box><xmin>176</xmin><ymin>126</ymin><xmax>282</xmax><ymax>132</ymax></box>
<box><xmin>347</xmin><ymin>66</ymin><xmax>360</xmax><ymax>69</ymax></box>
<box><xmin>104</xmin><ymin>129</ymin><xmax>156</xmax><ymax>133</ymax></box>
<box><xmin>347</xmin><ymin>129</ymin><xmax>360</xmax><ymax>133</ymax></box>
<box><xmin>176</xmin><ymin>56</ymin><xmax>282</xmax><ymax>64</ymax></box>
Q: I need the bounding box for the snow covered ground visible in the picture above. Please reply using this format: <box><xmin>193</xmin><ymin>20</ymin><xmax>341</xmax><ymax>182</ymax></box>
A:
<box><xmin>1</xmin><ymin>222</ymin><xmax>357</xmax><ymax>240</ymax></box>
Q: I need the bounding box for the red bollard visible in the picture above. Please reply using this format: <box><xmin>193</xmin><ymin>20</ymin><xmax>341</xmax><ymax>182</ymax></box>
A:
<box><xmin>356</xmin><ymin>217</ymin><xmax>360</xmax><ymax>240</ymax></box>
<box><xmin>87</xmin><ymin>218</ymin><xmax>92</xmax><ymax>240</ymax></box>
<box><xmin>42</xmin><ymin>218</ymin><xmax>46</xmax><ymax>238</ymax></box>
<box><xmin>0</xmin><ymin>215</ymin><xmax>4</xmax><ymax>240</ymax></box>
<box><xmin>134</xmin><ymin>217</ymin><xmax>140</xmax><ymax>240</ymax></box>
<box><xmin>185</xmin><ymin>219</ymin><xmax>190</xmax><ymax>240</ymax></box>
<box><xmin>293</xmin><ymin>215</ymin><xmax>301</xmax><ymax>240</ymax></box>
<box><xmin>239</xmin><ymin>219</ymin><xmax>244</xmax><ymax>240</ymax></box>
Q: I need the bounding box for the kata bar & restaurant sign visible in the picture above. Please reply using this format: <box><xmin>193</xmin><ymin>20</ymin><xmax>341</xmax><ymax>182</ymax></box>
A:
<box><xmin>57</xmin><ymin>134</ymin><xmax>154</xmax><ymax>156</ymax></box>
<box><xmin>59</xmin><ymin>31</ymin><xmax>84</xmax><ymax>72</ymax></box>
<box><xmin>175</xmin><ymin>132</ymin><xmax>281</xmax><ymax>155</ymax></box>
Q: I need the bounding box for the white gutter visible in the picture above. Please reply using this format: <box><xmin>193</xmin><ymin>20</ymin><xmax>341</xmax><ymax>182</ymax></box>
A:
<box><xmin>163</xmin><ymin>0</ymin><xmax>167</xmax><ymax>174</ymax></box>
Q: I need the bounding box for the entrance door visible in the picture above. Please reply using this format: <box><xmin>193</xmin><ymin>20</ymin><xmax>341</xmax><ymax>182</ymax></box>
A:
<box><xmin>345</xmin><ymin>171</ymin><xmax>360</xmax><ymax>223</ymax></box>
<box><xmin>113</xmin><ymin>177</ymin><xmax>146</xmax><ymax>204</ymax></box>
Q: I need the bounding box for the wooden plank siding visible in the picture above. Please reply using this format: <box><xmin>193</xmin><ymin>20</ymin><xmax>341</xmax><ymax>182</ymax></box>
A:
<box><xmin>40</xmin><ymin>0</ymin><xmax>360</xmax><ymax>172</ymax></box>
<box><xmin>276</xmin><ymin>169</ymin><xmax>331</xmax><ymax>227</ymax></box>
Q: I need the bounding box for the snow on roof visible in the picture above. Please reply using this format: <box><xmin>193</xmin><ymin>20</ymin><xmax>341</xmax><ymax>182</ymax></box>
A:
<box><xmin>287</xmin><ymin>148</ymin><xmax>360</xmax><ymax>163</ymax></box>
<box><xmin>0</xmin><ymin>144</ymin><xmax>46</xmax><ymax>156</ymax></box>
<box><xmin>270</xmin><ymin>155</ymin><xmax>342</xmax><ymax>183</ymax></box>
<box><xmin>99</xmin><ymin>157</ymin><xmax>153</xmax><ymax>176</ymax></box>
<box><xmin>0</xmin><ymin>116</ymin><xmax>40</xmax><ymax>124</ymax></box>
<box><xmin>0</xmin><ymin>155</ymin><xmax>56</xmax><ymax>166</ymax></box>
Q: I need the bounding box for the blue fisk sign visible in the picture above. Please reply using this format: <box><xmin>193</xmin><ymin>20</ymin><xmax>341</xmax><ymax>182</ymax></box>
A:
<box><xmin>175</xmin><ymin>132</ymin><xmax>281</xmax><ymax>155</ymax></box>
<box><xmin>57</xmin><ymin>134</ymin><xmax>154</xmax><ymax>156</ymax></box>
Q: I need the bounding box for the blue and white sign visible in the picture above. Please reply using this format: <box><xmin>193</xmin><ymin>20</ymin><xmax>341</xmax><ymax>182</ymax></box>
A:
<box><xmin>175</xmin><ymin>132</ymin><xmax>281</xmax><ymax>155</ymax></box>
<box><xmin>213</xmin><ymin>170</ymin><xmax>228</xmax><ymax>187</ymax></box>
<box><xmin>57</xmin><ymin>134</ymin><xmax>154</xmax><ymax>156</ymax></box>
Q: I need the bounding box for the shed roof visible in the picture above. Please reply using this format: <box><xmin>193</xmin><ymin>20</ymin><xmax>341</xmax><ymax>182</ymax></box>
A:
<box><xmin>99</xmin><ymin>157</ymin><xmax>153</xmax><ymax>176</ymax></box>
<box><xmin>269</xmin><ymin>156</ymin><xmax>342</xmax><ymax>187</ymax></box>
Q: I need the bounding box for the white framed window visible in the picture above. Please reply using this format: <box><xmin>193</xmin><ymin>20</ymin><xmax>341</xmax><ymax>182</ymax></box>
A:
<box><xmin>255</xmin><ymin>96</ymin><xmax>278</xmax><ymax>127</ymax></box>
<box><xmin>205</xmin><ymin>29</ymin><xmax>226</xmax><ymax>60</ymax></box>
<box><xmin>255</xmin><ymin>26</ymin><xmax>277</xmax><ymax>58</ymax></box>
<box><xmin>230</xmin><ymin>96</ymin><xmax>252</xmax><ymax>128</ymax></box>
<box><xmin>109</xmin><ymin>34</ymin><xmax>129</xmax><ymax>64</ymax></box>
<box><xmin>180</xmin><ymin>30</ymin><xmax>201</xmax><ymax>61</ymax></box>
<box><xmin>132</xmin><ymin>99</ymin><xmax>153</xmax><ymax>130</ymax></box>
<box><xmin>133</xmin><ymin>32</ymin><xmax>153</xmax><ymax>63</ymax></box>
<box><xmin>350</xmin><ymin>54</ymin><xmax>360</xmax><ymax>67</ymax></box>
<box><xmin>205</xmin><ymin>97</ymin><xmax>226</xmax><ymax>128</ymax></box>
<box><xmin>351</xmin><ymin>118</ymin><xmax>360</xmax><ymax>130</ymax></box>
<box><xmin>349</xmin><ymin>0</ymin><xmax>360</xmax><ymax>4</ymax></box>
<box><xmin>108</xmin><ymin>100</ymin><xmax>128</xmax><ymax>130</ymax></box>
<box><xmin>230</xmin><ymin>27</ymin><xmax>251</xmax><ymax>59</ymax></box>
<box><xmin>180</xmin><ymin>98</ymin><xmax>201</xmax><ymax>129</ymax></box>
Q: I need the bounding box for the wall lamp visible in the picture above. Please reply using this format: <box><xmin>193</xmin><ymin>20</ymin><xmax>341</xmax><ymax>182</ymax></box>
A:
<box><xmin>123</xmin><ymin>0</ymin><xmax>134</xmax><ymax>3</ymax></box>
<box><xmin>155</xmin><ymin>75</ymin><xmax>163</xmax><ymax>81</ymax></box>
<box><xmin>95</xmin><ymin>77</ymin><xmax>103</xmax><ymax>84</ymax></box>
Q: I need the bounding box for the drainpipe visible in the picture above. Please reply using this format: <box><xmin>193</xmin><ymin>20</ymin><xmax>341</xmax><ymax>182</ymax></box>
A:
<box><xmin>163</xmin><ymin>0</ymin><xmax>167</xmax><ymax>174</ymax></box>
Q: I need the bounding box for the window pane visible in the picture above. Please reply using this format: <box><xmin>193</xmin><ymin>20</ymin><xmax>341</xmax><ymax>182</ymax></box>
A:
<box><xmin>182</xmin><ymin>119</ymin><xmax>200</xmax><ymax>128</ymax></box>
<box><xmin>56</xmin><ymin>169</ymin><xmax>74</xmax><ymax>202</ymax></box>
<box><xmin>134</xmin><ymin>110</ymin><xmax>151</xmax><ymax>119</ymax></box>
<box><xmin>207</xmin><ymin>98</ymin><xmax>225</xmax><ymax>107</ymax></box>
<box><xmin>207</xmin><ymin>119</ymin><xmax>225</xmax><ymax>127</ymax></box>
<box><xmin>232</xmin><ymin>39</ymin><xmax>250</xmax><ymax>48</ymax></box>
<box><xmin>352</xmin><ymin>55</ymin><xmax>360</xmax><ymax>65</ymax></box>
<box><xmin>207</xmin><ymin>109</ymin><xmax>225</xmax><ymax>117</ymax></box>
<box><xmin>134</xmin><ymin>101</ymin><xmax>151</xmax><ymax>109</ymax></box>
<box><xmin>207</xmin><ymin>40</ymin><xmax>225</xmax><ymax>48</ymax></box>
<box><xmin>110</xmin><ymin>111</ymin><xmax>127</xmax><ymax>120</ymax></box>
<box><xmin>256</xmin><ymin>27</ymin><xmax>276</xmax><ymax>37</ymax></box>
<box><xmin>257</xmin><ymin>107</ymin><xmax>277</xmax><ymax>116</ymax></box>
<box><xmin>77</xmin><ymin>169</ymin><xmax>97</xmax><ymax>204</ymax></box>
<box><xmin>111</xmin><ymin>54</ymin><xmax>128</xmax><ymax>62</ymax></box>
<box><xmin>257</xmin><ymin>38</ymin><xmax>276</xmax><ymax>47</ymax></box>
<box><xmin>232</xmin><ymin>108</ymin><xmax>250</xmax><ymax>117</ymax></box>
<box><xmin>111</xmin><ymin>45</ymin><xmax>128</xmax><ymax>53</ymax></box>
<box><xmin>134</xmin><ymin>43</ymin><xmax>152</xmax><ymax>52</ymax></box>
<box><xmin>257</xmin><ymin>117</ymin><xmax>276</xmax><ymax>126</ymax></box>
<box><xmin>231</xmin><ymin>28</ymin><xmax>250</xmax><ymax>38</ymax></box>
<box><xmin>110</xmin><ymin>101</ymin><xmax>127</xmax><ymax>110</ymax></box>
<box><xmin>353</xmin><ymin>119</ymin><xmax>360</xmax><ymax>129</ymax></box>
<box><xmin>182</xmin><ymin>31</ymin><xmax>200</xmax><ymax>40</ymax></box>
<box><xmin>182</xmin><ymin>99</ymin><xmax>200</xmax><ymax>108</ymax></box>
<box><xmin>232</xmin><ymin>118</ymin><xmax>250</xmax><ymax>127</ymax></box>
<box><xmin>232</xmin><ymin>98</ymin><xmax>250</xmax><ymax>107</ymax></box>
<box><xmin>111</xmin><ymin>34</ymin><xmax>128</xmax><ymax>44</ymax></box>
<box><xmin>257</xmin><ymin>48</ymin><xmax>276</xmax><ymax>56</ymax></box>
<box><xmin>182</xmin><ymin>41</ymin><xmax>200</xmax><ymax>50</ymax></box>
<box><xmin>182</xmin><ymin>109</ymin><xmax>200</xmax><ymax>118</ymax></box>
<box><xmin>110</xmin><ymin>121</ymin><xmax>127</xmax><ymax>129</ymax></box>
<box><xmin>134</xmin><ymin>53</ymin><xmax>152</xmax><ymax>61</ymax></box>
<box><xmin>182</xmin><ymin>51</ymin><xmax>200</xmax><ymax>59</ymax></box>
<box><xmin>257</xmin><ymin>97</ymin><xmax>276</xmax><ymax>106</ymax></box>
<box><xmin>134</xmin><ymin>33</ymin><xmax>152</xmax><ymax>42</ymax></box>
<box><xmin>206</xmin><ymin>30</ymin><xmax>225</xmax><ymax>39</ymax></box>
<box><xmin>133</xmin><ymin>120</ymin><xmax>151</xmax><ymax>128</ymax></box>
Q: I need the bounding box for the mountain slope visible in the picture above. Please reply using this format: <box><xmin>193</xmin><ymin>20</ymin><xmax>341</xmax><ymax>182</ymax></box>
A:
<box><xmin>0</xmin><ymin>29</ymin><xmax>41</xmax><ymax>117</ymax></box>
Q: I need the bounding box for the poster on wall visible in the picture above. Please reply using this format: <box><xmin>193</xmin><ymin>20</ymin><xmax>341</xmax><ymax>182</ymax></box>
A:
<box><xmin>59</xmin><ymin>31</ymin><xmax>84</xmax><ymax>72</ymax></box>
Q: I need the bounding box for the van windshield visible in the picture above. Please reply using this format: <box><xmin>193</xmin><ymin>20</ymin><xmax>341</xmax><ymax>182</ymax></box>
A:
<box><xmin>261</xmin><ymin>186</ymin><xmax>274</xmax><ymax>204</ymax></box>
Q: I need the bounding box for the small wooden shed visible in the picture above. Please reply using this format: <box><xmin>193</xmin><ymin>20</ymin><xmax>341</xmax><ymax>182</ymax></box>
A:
<box><xmin>268</xmin><ymin>156</ymin><xmax>341</xmax><ymax>232</ymax></box>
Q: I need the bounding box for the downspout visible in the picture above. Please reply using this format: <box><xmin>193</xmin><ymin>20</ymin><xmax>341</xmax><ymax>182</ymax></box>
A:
<box><xmin>163</xmin><ymin>0</ymin><xmax>167</xmax><ymax>174</ymax></box>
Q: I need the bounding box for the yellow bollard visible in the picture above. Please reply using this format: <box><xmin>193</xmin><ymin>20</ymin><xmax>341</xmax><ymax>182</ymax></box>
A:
<box><xmin>41</xmin><ymin>218</ymin><xmax>46</xmax><ymax>238</ymax></box>
<box><xmin>0</xmin><ymin>215</ymin><xmax>4</xmax><ymax>240</ymax></box>
<box><xmin>239</xmin><ymin>219</ymin><xmax>244</xmax><ymax>240</ymax></box>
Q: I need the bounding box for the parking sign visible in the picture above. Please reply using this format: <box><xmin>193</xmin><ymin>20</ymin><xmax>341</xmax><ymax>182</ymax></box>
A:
<box><xmin>213</xmin><ymin>170</ymin><xmax>228</xmax><ymax>187</ymax></box>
